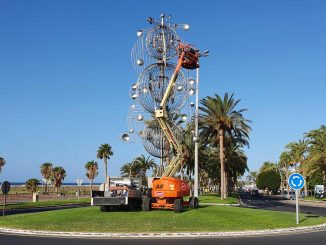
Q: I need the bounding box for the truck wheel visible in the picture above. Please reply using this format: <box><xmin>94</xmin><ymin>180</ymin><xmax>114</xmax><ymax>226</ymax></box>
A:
<box><xmin>147</xmin><ymin>188</ymin><xmax>152</xmax><ymax>198</ymax></box>
<box><xmin>100</xmin><ymin>206</ymin><xmax>109</xmax><ymax>212</ymax></box>
<box><xmin>129</xmin><ymin>199</ymin><xmax>134</xmax><ymax>211</ymax></box>
<box><xmin>189</xmin><ymin>197</ymin><xmax>194</xmax><ymax>209</ymax></box>
<box><xmin>174</xmin><ymin>198</ymin><xmax>183</xmax><ymax>213</ymax></box>
<box><xmin>142</xmin><ymin>197</ymin><xmax>151</xmax><ymax>211</ymax></box>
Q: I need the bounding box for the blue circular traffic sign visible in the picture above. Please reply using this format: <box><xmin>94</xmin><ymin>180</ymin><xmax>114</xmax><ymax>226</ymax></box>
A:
<box><xmin>288</xmin><ymin>173</ymin><xmax>305</xmax><ymax>190</ymax></box>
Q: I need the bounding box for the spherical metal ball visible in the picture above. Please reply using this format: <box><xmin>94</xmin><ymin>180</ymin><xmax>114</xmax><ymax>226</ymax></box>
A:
<box><xmin>137</xmin><ymin>114</ymin><xmax>144</xmax><ymax>121</ymax></box>
<box><xmin>137</xmin><ymin>30</ymin><xmax>143</xmax><ymax>37</ymax></box>
<box><xmin>189</xmin><ymin>88</ymin><xmax>195</xmax><ymax>96</ymax></box>
<box><xmin>136</xmin><ymin>59</ymin><xmax>144</xmax><ymax>66</ymax></box>
<box><xmin>181</xmin><ymin>114</ymin><xmax>187</xmax><ymax>122</ymax></box>
<box><xmin>142</xmin><ymin>87</ymin><xmax>149</xmax><ymax>93</ymax></box>
<box><xmin>122</xmin><ymin>133</ymin><xmax>130</xmax><ymax>142</ymax></box>
<box><xmin>176</xmin><ymin>85</ymin><xmax>183</xmax><ymax>92</ymax></box>
<box><xmin>132</xmin><ymin>93</ymin><xmax>138</xmax><ymax>100</ymax></box>
<box><xmin>189</xmin><ymin>78</ymin><xmax>196</xmax><ymax>85</ymax></box>
<box><xmin>190</xmin><ymin>102</ymin><xmax>195</xmax><ymax>107</ymax></box>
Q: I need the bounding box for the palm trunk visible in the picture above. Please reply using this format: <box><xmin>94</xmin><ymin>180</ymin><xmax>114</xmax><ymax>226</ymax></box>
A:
<box><xmin>219</xmin><ymin>130</ymin><xmax>225</xmax><ymax>200</ymax></box>
<box><xmin>323</xmin><ymin>171</ymin><xmax>326</xmax><ymax>193</ymax></box>
<box><xmin>104</xmin><ymin>158</ymin><xmax>108</xmax><ymax>191</ymax></box>
<box><xmin>224</xmin><ymin>171</ymin><xmax>228</xmax><ymax>199</ymax></box>
<box><xmin>90</xmin><ymin>179</ymin><xmax>93</xmax><ymax>195</ymax></box>
<box><xmin>303</xmin><ymin>175</ymin><xmax>308</xmax><ymax>197</ymax></box>
<box><xmin>285</xmin><ymin>168</ymin><xmax>289</xmax><ymax>191</ymax></box>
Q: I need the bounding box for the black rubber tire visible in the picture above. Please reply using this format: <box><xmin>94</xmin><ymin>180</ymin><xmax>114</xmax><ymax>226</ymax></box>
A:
<box><xmin>147</xmin><ymin>188</ymin><xmax>152</xmax><ymax>198</ymax></box>
<box><xmin>142</xmin><ymin>197</ymin><xmax>151</xmax><ymax>211</ymax></box>
<box><xmin>174</xmin><ymin>198</ymin><xmax>183</xmax><ymax>213</ymax></box>
<box><xmin>100</xmin><ymin>206</ymin><xmax>109</xmax><ymax>212</ymax></box>
<box><xmin>189</xmin><ymin>197</ymin><xmax>195</xmax><ymax>209</ymax></box>
<box><xmin>129</xmin><ymin>199</ymin><xmax>134</xmax><ymax>211</ymax></box>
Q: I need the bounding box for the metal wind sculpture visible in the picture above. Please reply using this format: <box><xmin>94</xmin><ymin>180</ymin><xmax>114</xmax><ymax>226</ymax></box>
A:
<box><xmin>125</xmin><ymin>14</ymin><xmax>200</xmax><ymax>177</ymax></box>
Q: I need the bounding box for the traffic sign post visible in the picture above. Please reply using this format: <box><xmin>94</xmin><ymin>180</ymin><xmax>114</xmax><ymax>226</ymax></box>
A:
<box><xmin>288</xmin><ymin>173</ymin><xmax>305</xmax><ymax>225</ymax></box>
<box><xmin>76</xmin><ymin>179</ymin><xmax>83</xmax><ymax>202</ymax></box>
<box><xmin>1</xmin><ymin>181</ymin><xmax>11</xmax><ymax>218</ymax></box>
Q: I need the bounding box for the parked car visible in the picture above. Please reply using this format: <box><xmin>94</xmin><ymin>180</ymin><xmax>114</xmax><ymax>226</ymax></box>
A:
<box><xmin>250</xmin><ymin>189</ymin><xmax>259</xmax><ymax>197</ymax></box>
<box><xmin>281</xmin><ymin>190</ymin><xmax>304</xmax><ymax>200</ymax></box>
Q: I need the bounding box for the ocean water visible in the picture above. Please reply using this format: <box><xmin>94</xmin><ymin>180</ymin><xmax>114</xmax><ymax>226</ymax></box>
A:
<box><xmin>0</xmin><ymin>182</ymin><xmax>101</xmax><ymax>186</ymax></box>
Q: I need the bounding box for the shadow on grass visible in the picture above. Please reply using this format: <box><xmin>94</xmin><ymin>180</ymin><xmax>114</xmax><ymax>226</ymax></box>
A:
<box><xmin>300</xmin><ymin>214</ymin><xmax>320</xmax><ymax>223</ymax></box>
<box><xmin>98</xmin><ymin>205</ymin><xmax>208</xmax><ymax>213</ymax></box>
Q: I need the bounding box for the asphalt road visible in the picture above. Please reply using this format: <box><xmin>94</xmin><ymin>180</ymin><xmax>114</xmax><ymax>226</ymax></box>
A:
<box><xmin>1</xmin><ymin>231</ymin><xmax>326</xmax><ymax>245</ymax></box>
<box><xmin>3</xmin><ymin>204</ymin><xmax>89</xmax><ymax>216</ymax></box>
<box><xmin>240</xmin><ymin>192</ymin><xmax>326</xmax><ymax>217</ymax></box>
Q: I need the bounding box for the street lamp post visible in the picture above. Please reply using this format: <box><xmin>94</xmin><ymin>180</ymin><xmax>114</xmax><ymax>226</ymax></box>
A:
<box><xmin>194</xmin><ymin>67</ymin><xmax>200</xmax><ymax>198</ymax></box>
<box><xmin>193</xmin><ymin>50</ymin><xmax>208</xmax><ymax>198</ymax></box>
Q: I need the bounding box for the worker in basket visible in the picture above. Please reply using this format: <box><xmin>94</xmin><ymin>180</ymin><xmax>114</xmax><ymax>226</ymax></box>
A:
<box><xmin>178</xmin><ymin>43</ymin><xmax>199</xmax><ymax>70</ymax></box>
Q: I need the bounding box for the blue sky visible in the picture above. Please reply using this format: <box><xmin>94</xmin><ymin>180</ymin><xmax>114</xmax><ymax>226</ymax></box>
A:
<box><xmin>0</xmin><ymin>0</ymin><xmax>325</xmax><ymax>182</ymax></box>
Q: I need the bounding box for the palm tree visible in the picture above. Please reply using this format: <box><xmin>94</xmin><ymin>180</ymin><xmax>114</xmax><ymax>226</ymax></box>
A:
<box><xmin>199</xmin><ymin>93</ymin><xmax>251</xmax><ymax>199</ymax></box>
<box><xmin>52</xmin><ymin>166</ymin><xmax>66</xmax><ymax>195</ymax></box>
<box><xmin>305</xmin><ymin>126</ymin><xmax>326</xmax><ymax>190</ymax></box>
<box><xmin>85</xmin><ymin>160</ymin><xmax>99</xmax><ymax>193</ymax></box>
<box><xmin>224</xmin><ymin>142</ymin><xmax>248</xmax><ymax>192</ymax></box>
<box><xmin>25</xmin><ymin>178</ymin><xmax>40</xmax><ymax>197</ymax></box>
<box><xmin>97</xmin><ymin>143</ymin><xmax>113</xmax><ymax>190</ymax></box>
<box><xmin>259</xmin><ymin>161</ymin><xmax>278</xmax><ymax>172</ymax></box>
<box><xmin>120</xmin><ymin>155</ymin><xmax>157</xmax><ymax>185</ymax></box>
<box><xmin>279</xmin><ymin>151</ymin><xmax>293</xmax><ymax>191</ymax></box>
<box><xmin>286</xmin><ymin>139</ymin><xmax>308</xmax><ymax>195</ymax></box>
<box><xmin>40</xmin><ymin>162</ymin><xmax>53</xmax><ymax>193</ymax></box>
<box><xmin>0</xmin><ymin>157</ymin><xmax>6</xmax><ymax>174</ymax></box>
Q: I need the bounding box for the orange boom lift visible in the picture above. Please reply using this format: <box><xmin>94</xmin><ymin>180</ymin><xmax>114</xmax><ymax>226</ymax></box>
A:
<box><xmin>142</xmin><ymin>43</ymin><xmax>200</xmax><ymax>213</ymax></box>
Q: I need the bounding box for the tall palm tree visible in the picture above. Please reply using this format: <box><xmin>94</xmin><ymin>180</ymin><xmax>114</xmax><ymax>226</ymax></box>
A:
<box><xmin>259</xmin><ymin>161</ymin><xmax>278</xmax><ymax>172</ymax></box>
<box><xmin>25</xmin><ymin>178</ymin><xmax>40</xmax><ymax>197</ymax></box>
<box><xmin>305</xmin><ymin>126</ymin><xmax>326</xmax><ymax>189</ymax></box>
<box><xmin>97</xmin><ymin>143</ymin><xmax>113</xmax><ymax>190</ymax></box>
<box><xmin>286</xmin><ymin>139</ymin><xmax>308</xmax><ymax>195</ymax></box>
<box><xmin>224</xmin><ymin>142</ymin><xmax>248</xmax><ymax>192</ymax></box>
<box><xmin>85</xmin><ymin>160</ymin><xmax>99</xmax><ymax>193</ymax></box>
<box><xmin>279</xmin><ymin>151</ymin><xmax>293</xmax><ymax>191</ymax></box>
<box><xmin>52</xmin><ymin>166</ymin><xmax>67</xmax><ymax>195</ymax></box>
<box><xmin>40</xmin><ymin>162</ymin><xmax>53</xmax><ymax>193</ymax></box>
<box><xmin>199</xmin><ymin>93</ymin><xmax>251</xmax><ymax>199</ymax></box>
<box><xmin>180</xmin><ymin>122</ymin><xmax>205</xmax><ymax>179</ymax></box>
<box><xmin>0</xmin><ymin>157</ymin><xmax>6</xmax><ymax>174</ymax></box>
<box><xmin>120</xmin><ymin>155</ymin><xmax>157</xmax><ymax>185</ymax></box>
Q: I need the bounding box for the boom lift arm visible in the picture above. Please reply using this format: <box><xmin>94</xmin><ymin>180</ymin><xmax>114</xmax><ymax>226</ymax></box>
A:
<box><xmin>155</xmin><ymin>43</ymin><xmax>199</xmax><ymax>177</ymax></box>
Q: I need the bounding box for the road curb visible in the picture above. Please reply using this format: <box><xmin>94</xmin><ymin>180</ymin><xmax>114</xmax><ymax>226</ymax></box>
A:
<box><xmin>200</xmin><ymin>203</ymin><xmax>240</xmax><ymax>206</ymax></box>
<box><xmin>1</xmin><ymin>223</ymin><xmax>326</xmax><ymax>238</ymax></box>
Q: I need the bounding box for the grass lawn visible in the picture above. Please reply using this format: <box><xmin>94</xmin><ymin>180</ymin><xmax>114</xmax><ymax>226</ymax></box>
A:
<box><xmin>303</xmin><ymin>196</ymin><xmax>326</xmax><ymax>202</ymax></box>
<box><xmin>0</xmin><ymin>198</ymin><xmax>90</xmax><ymax>210</ymax></box>
<box><xmin>199</xmin><ymin>193</ymin><xmax>239</xmax><ymax>204</ymax></box>
<box><xmin>0</xmin><ymin>206</ymin><xmax>325</xmax><ymax>232</ymax></box>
